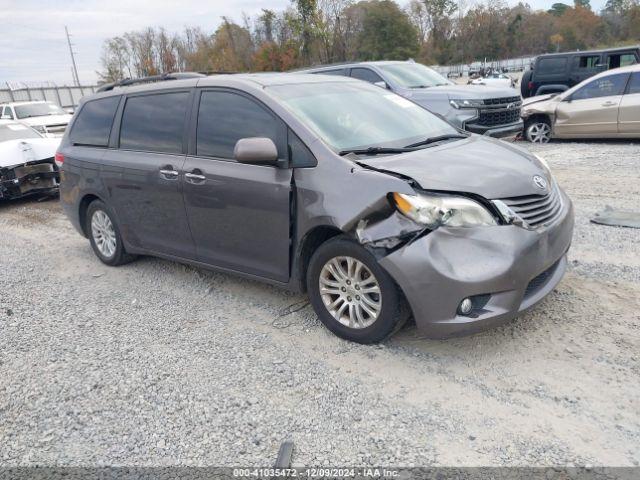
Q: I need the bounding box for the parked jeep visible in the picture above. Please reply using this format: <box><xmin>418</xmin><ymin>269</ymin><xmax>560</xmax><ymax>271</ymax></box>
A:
<box><xmin>520</xmin><ymin>46</ymin><xmax>640</xmax><ymax>98</ymax></box>
<box><xmin>298</xmin><ymin>61</ymin><xmax>524</xmax><ymax>139</ymax></box>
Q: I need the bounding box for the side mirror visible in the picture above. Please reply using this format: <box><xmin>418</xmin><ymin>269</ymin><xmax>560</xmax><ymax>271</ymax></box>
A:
<box><xmin>374</xmin><ymin>81</ymin><xmax>388</xmax><ymax>89</ymax></box>
<box><xmin>234</xmin><ymin>137</ymin><xmax>279</xmax><ymax>165</ymax></box>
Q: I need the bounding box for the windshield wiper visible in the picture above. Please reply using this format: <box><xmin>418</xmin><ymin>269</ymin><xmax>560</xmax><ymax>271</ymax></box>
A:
<box><xmin>339</xmin><ymin>146</ymin><xmax>417</xmax><ymax>156</ymax></box>
<box><xmin>404</xmin><ymin>134</ymin><xmax>469</xmax><ymax>148</ymax></box>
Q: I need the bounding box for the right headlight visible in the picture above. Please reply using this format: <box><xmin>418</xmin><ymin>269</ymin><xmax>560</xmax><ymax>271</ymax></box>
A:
<box><xmin>392</xmin><ymin>192</ymin><xmax>497</xmax><ymax>228</ymax></box>
<box><xmin>449</xmin><ymin>98</ymin><xmax>484</xmax><ymax>109</ymax></box>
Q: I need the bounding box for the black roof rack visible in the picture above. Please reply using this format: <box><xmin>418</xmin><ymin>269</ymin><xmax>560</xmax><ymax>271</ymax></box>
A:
<box><xmin>96</xmin><ymin>72</ymin><xmax>206</xmax><ymax>93</ymax></box>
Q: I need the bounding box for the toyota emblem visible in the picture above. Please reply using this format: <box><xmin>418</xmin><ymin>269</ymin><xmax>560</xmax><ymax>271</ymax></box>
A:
<box><xmin>533</xmin><ymin>175</ymin><xmax>547</xmax><ymax>190</ymax></box>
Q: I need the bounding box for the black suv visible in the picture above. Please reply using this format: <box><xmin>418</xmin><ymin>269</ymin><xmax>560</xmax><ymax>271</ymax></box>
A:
<box><xmin>521</xmin><ymin>46</ymin><xmax>640</xmax><ymax>98</ymax></box>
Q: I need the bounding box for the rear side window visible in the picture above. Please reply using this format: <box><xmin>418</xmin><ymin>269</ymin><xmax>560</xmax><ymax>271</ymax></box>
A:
<box><xmin>572</xmin><ymin>73</ymin><xmax>629</xmax><ymax>100</ymax></box>
<box><xmin>119</xmin><ymin>92</ymin><xmax>189</xmax><ymax>154</ymax></box>
<box><xmin>627</xmin><ymin>73</ymin><xmax>640</xmax><ymax>95</ymax></box>
<box><xmin>350</xmin><ymin>68</ymin><xmax>384</xmax><ymax>84</ymax></box>
<box><xmin>576</xmin><ymin>56</ymin><xmax>599</xmax><ymax>69</ymax></box>
<box><xmin>196</xmin><ymin>91</ymin><xmax>282</xmax><ymax>160</ymax></box>
<box><xmin>537</xmin><ymin>57</ymin><xmax>567</xmax><ymax>75</ymax></box>
<box><xmin>70</xmin><ymin>96</ymin><xmax>120</xmax><ymax>147</ymax></box>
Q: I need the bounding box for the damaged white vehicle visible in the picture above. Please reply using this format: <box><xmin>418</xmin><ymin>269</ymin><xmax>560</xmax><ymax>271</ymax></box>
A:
<box><xmin>0</xmin><ymin>121</ymin><xmax>61</xmax><ymax>200</ymax></box>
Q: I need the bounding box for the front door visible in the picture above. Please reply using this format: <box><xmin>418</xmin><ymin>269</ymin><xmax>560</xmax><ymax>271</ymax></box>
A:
<box><xmin>103</xmin><ymin>90</ymin><xmax>196</xmax><ymax>259</ymax></box>
<box><xmin>555</xmin><ymin>72</ymin><xmax>630</xmax><ymax>137</ymax></box>
<box><xmin>618</xmin><ymin>72</ymin><xmax>640</xmax><ymax>134</ymax></box>
<box><xmin>182</xmin><ymin>89</ymin><xmax>292</xmax><ymax>282</ymax></box>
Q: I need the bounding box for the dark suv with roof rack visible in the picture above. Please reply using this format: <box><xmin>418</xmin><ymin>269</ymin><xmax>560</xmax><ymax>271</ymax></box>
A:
<box><xmin>520</xmin><ymin>46</ymin><xmax>640</xmax><ymax>98</ymax></box>
<box><xmin>298</xmin><ymin>61</ymin><xmax>523</xmax><ymax>138</ymax></box>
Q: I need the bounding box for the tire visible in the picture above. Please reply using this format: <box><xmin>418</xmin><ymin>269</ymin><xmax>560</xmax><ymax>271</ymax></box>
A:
<box><xmin>306</xmin><ymin>236</ymin><xmax>409</xmax><ymax>344</ymax></box>
<box><xmin>86</xmin><ymin>200</ymin><xmax>136</xmax><ymax>266</ymax></box>
<box><xmin>524</xmin><ymin>117</ymin><xmax>552</xmax><ymax>144</ymax></box>
<box><xmin>520</xmin><ymin>70</ymin><xmax>533</xmax><ymax>97</ymax></box>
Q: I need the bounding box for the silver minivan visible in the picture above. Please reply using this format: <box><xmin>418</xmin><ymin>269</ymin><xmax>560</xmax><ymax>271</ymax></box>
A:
<box><xmin>58</xmin><ymin>73</ymin><xmax>573</xmax><ymax>343</ymax></box>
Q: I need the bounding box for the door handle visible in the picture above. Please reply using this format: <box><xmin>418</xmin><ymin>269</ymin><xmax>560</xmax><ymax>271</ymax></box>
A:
<box><xmin>185</xmin><ymin>170</ymin><xmax>206</xmax><ymax>184</ymax></box>
<box><xmin>159</xmin><ymin>168</ymin><xmax>179</xmax><ymax>179</ymax></box>
<box><xmin>602</xmin><ymin>101</ymin><xmax>617</xmax><ymax>107</ymax></box>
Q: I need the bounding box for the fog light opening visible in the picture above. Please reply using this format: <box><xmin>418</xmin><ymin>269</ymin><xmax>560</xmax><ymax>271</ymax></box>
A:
<box><xmin>458</xmin><ymin>298</ymin><xmax>473</xmax><ymax>316</ymax></box>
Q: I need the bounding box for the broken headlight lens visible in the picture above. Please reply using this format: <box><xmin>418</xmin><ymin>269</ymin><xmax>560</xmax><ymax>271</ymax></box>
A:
<box><xmin>392</xmin><ymin>192</ymin><xmax>497</xmax><ymax>228</ymax></box>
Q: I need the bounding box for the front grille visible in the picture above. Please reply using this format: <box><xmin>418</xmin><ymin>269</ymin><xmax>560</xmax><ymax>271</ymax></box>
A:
<box><xmin>498</xmin><ymin>184</ymin><xmax>563</xmax><ymax>229</ymax></box>
<box><xmin>484</xmin><ymin>96</ymin><xmax>521</xmax><ymax>106</ymax></box>
<box><xmin>477</xmin><ymin>109</ymin><xmax>521</xmax><ymax>126</ymax></box>
<box><xmin>524</xmin><ymin>260</ymin><xmax>560</xmax><ymax>299</ymax></box>
<box><xmin>473</xmin><ymin>96</ymin><xmax>523</xmax><ymax>127</ymax></box>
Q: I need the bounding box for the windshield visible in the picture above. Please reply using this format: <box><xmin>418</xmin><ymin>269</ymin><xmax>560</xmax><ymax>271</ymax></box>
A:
<box><xmin>0</xmin><ymin>123</ymin><xmax>41</xmax><ymax>141</ymax></box>
<box><xmin>378</xmin><ymin>63</ymin><xmax>453</xmax><ymax>89</ymax></box>
<box><xmin>15</xmin><ymin>102</ymin><xmax>66</xmax><ymax>119</ymax></box>
<box><xmin>269</xmin><ymin>81</ymin><xmax>459</xmax><ymax>152</ymax></box>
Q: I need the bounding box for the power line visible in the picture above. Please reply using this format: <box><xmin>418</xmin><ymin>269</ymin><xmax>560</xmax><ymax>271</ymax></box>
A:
<box><xmin>65</xmin><ymin>26</ymin><xmax>81</xmax><ymax>87</ymax></box>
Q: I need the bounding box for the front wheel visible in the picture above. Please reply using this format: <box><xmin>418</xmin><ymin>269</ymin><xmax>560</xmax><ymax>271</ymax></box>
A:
<box><xmin>307</xmin><ymin>236</ymin><xmax>409</xmax><ymax>344</ymax></box>
<box><xmin>524</xmin><ymin>118</ymin><xmax>552</xmax><ymax>143</ymax></box>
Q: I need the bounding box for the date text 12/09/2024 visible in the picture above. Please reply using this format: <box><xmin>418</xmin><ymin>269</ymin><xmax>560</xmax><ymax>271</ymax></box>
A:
<box><xmin>232</xmin><ymin>468</ymin><xmax>399</xmax><ymax>478</ymax></box>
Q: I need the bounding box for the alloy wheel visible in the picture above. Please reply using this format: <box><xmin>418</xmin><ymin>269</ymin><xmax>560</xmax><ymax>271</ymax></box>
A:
<box><xmin>319</xmin><ymin>256</ymin><xmax>382</xmax><ymax>329</ymax></box>
<box><xmin>527</xmin><ymin>122</ymin><xmax>551</xmax><ymax>143</ymax></box>
<box><xmin>91</xmin><ymin>210</ymin><xmax>116</xmax><ymax>258</ymax></box>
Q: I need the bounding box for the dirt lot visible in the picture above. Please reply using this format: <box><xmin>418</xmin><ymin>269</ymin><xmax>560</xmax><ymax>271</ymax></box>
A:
<box><xmin>0</xmin><ymin>140</ymin><xmax>639</xmax><ymax>467</ymax></box>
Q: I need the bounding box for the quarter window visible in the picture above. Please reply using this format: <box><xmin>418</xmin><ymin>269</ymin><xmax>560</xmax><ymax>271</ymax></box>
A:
<box><xmin>70</xmin><ymin>96</ymin><xmax>120</xmax><ymax>147</ymax></box>
<box><xmin>350</xmin><ymin>68</ymin><xmax>384</xmax><ymax>84</ymax></box>
<box><xmin>538</xmin><ymin>57</ymin><xmax>567</xmax><ymax>74</ymax></box>
<box><xmin>571</xmin><ymin>73</ymin><xmax>629</xmax><ymax>101</ymax></box>
<box><xmin>196</xmin><ymin>91</ymin><xmax>282</xmax><ymax>160</ymax></box>
<box><xmin>120</xmin><ymin>92</ymin><xmax>189</xmax><ymax>154</ymax></box>
<box><xmin>313</xmin><ymin>69</ymin><xmax>347</xmax><ymax>76</ymax></box>
<box><xmin>2</xmin><ymin>107</ymin><xmax>14</xmax><ymax>119</ymax></box>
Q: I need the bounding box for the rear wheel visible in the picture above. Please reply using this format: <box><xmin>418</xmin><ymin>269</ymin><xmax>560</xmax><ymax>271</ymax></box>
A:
<box><xmin>520</xmin><ymin>70</ymin><xmax>533</xmax><ymax>97</ymax></box>
<box><xmin>86</xmin><ymin>200</ymin><xmax>136</xmax><ymax>266</ymax></box>
<box><xmin>307</xmin><ymin>236</ymin><xmax>409</xmax><ymax>344</ymax></box>
<box><xmin>525</xmin><ymin>117</ymin><xmax>552</xmax><ymax>143</ymax></box>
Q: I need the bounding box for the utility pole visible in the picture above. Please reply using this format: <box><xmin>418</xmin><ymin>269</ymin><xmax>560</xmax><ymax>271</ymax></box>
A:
<box><xmin>65</xmin><ymin>26</ymin><xmax>80</xmax><ymax>86</ymax></box>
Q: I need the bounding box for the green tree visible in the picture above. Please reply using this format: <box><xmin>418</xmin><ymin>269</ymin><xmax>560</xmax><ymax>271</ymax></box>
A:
<box><xmin>355</xmin><ymin>0</ymin><xmax>420</xmax><ymax>60</ymax></box>
<box><xmin>548</xmin><ymin>3</ymin><xmax>570</xmax><ymax>16</ymax></box>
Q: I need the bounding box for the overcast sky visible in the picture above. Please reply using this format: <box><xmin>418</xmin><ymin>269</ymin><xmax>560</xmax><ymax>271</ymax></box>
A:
<box><xmin>0</xmin><ymin>0</ymin><xmax>607</xmax><ymax>86</ymax></box>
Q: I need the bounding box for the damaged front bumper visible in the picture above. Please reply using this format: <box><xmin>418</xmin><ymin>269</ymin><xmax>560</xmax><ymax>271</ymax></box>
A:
<box><xmin>377</xmin><ymin>188</ymin><xmax>574</xmax><ymax>338</ymax></box>
<box><xmin>0</xmin><ymin>159</ymin><xmax>59</xmax><ymax>200</ymax></box>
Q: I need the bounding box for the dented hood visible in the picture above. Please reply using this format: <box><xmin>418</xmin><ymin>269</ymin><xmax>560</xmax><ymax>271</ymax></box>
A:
<box><xmin>0</xmin><ymin>138</ymin><xmax>61</xmax><ymax>168</ymax></box>
<box><xmin>357</xmin><ymin>135</ymin><xmax>550</xmax><ymax>200</ymax></box>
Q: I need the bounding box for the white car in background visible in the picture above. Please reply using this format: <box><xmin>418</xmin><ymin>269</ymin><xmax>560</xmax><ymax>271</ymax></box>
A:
<box><xmin>1</xmin><ymin>100</ymin><xmax>72</xmax><ymax>137</ymax></box>
<box><xmin>0</xmin><ymin>121</ymin><xmax>61</xmax><ymax>200</ymax></box>
<box><xmin>470</xmin><ymin>72</ymin><xmax>516</xmax><ymax>88</ymax></box>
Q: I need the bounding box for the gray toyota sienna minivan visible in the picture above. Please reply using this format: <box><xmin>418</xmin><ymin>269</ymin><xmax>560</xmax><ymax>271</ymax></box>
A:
<box><xmin>58</xmin><ymin>73</ymin><xmax>574</xmax><ymax>344</ymax></box>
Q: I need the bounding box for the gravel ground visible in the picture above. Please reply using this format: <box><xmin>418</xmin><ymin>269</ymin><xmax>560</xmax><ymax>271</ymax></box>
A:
<box><xmin>0</xmin><ymin>140</ymin><xmax>639</xmax><ymax>467</ymax></box>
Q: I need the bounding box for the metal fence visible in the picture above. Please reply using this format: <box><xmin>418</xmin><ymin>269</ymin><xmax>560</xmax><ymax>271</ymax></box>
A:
<box><xmin>0</xmin><ymin>83</ymin><xmax>98</xmax><ymax>110</ymax></box>
<box><xmin>433</xmin><ymin>56</ymin><xmax>537</xmax><ymax>76</ymax></box>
